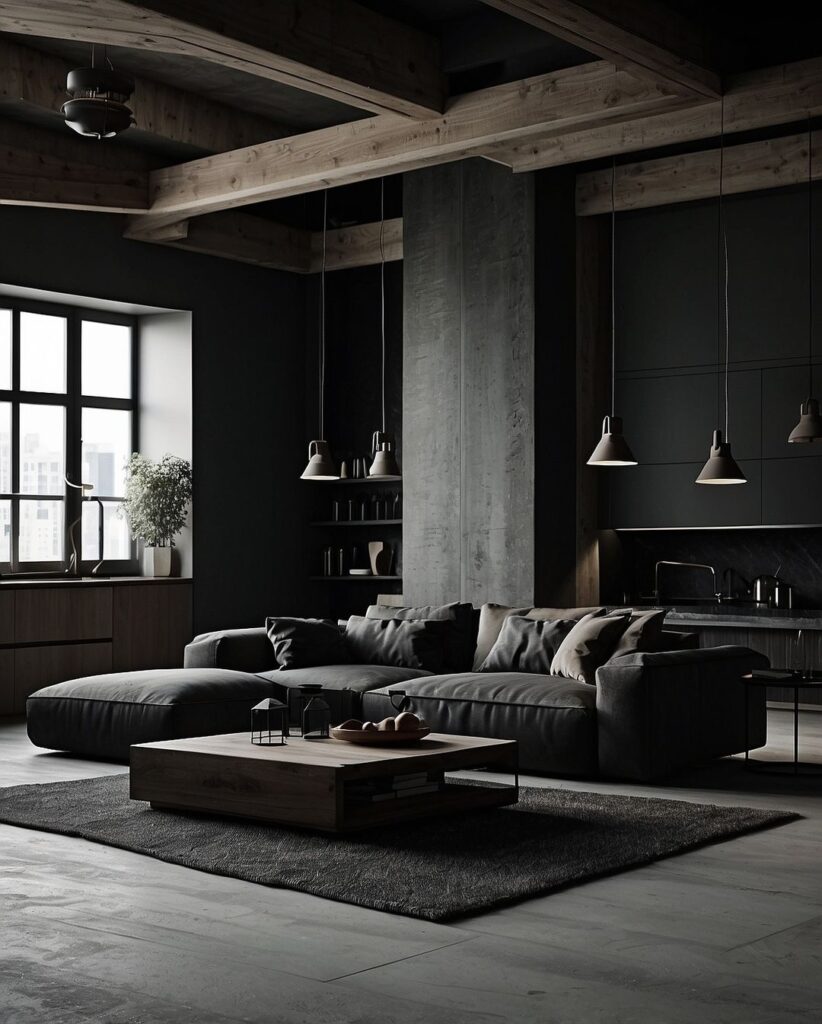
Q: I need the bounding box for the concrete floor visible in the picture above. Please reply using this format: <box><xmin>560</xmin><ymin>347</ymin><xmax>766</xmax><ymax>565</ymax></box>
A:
<box><xmin>1</xmin><ymin>712</ymin><xmax>822</xmax><ymax>1024</ymax></box>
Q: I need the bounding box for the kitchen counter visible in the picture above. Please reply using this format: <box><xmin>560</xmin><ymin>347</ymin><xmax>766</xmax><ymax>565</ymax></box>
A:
<box><xmin>624</xmin><ymin>604</ymin><xmax>822</xmax><ymax>631</ymax></box>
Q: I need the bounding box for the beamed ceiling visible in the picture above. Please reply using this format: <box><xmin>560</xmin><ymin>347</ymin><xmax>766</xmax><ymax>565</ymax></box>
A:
<box><xmin>0</xmin><ymin>0</ymin><xmax>821</xmax><ymax>274</ymax></box>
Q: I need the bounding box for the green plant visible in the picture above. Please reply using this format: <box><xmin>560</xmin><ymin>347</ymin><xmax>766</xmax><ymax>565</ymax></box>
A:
<box><xmin>119</xmin><ymin>453</ymin><xmax>192</xmax><ymax>548</ymax></box>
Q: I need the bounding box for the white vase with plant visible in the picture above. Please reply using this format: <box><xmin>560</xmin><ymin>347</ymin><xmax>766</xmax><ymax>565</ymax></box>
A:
<box><xmin>120</xmin><ymin>454</ymin><xmax>192</xmax><ymax>577</ymax></box>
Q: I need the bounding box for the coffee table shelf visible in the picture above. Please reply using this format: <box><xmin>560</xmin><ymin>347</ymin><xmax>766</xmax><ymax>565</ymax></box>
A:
<box><xmin>130</xmin><ymin>732</ymin><xmax>518</xmax><ymax>833</ymax></box>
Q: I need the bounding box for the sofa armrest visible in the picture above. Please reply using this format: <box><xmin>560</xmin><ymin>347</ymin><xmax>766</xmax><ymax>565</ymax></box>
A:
<box><xmin>595</xmin><ymin>645</ymin><xmax>769</xmax><ymax>781</ymax></box>
<box><xmin>184</xmin><ymin>627</ymin><xmax>275</xmax><ymax>673</ymax></box>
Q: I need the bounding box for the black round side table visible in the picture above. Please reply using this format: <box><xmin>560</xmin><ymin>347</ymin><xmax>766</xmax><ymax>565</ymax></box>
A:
<box><xmin>743</xmin><ymin>673</ymin><xmax>822</xmax><ymax>776</ymax></box>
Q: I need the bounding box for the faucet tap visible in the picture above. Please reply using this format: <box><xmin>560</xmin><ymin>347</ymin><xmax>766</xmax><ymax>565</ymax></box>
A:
<box><xmin>654</xmin><ymin>560</ymin><xmax>718</xmax><ymax>604</ymax></box>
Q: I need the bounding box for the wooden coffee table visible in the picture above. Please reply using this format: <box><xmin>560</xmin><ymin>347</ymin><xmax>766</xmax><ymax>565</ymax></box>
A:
<box><xmin>130</xmin><ymin>732</ymin><xmax>519</xmax><ymax>832</ymax></box>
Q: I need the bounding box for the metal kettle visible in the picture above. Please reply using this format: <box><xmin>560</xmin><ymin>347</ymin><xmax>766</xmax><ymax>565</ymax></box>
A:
<box><xmin>752</xmin><ymin>574</ymin><xmax>779</xmax><ymax>607</ymax></box>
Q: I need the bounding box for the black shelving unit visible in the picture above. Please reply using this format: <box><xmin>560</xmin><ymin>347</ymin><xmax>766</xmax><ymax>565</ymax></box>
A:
<box><xmin>305</xmin><ymin>477</ymin><xmax>403</xmax><ymax>616</ymax></box>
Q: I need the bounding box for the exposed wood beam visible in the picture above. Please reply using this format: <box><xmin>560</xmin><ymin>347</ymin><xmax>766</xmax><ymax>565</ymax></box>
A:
<box><xmin>488</xmin><ymin>57</ymin><xmax>822</xmax><ymax>171</ymax></box>
<box><xmin>129</xmin><ymin>62</ymin><xmax>689</xmax><ymax>228</ymax></box>
<box><xmin>0</xmin><ymin>117</ymin><xmax>148</xmax><ymax>211</ymax></box>
<box><xmin>0</xmin><ymin>36</ymin><xmax>285</xmax><ymax>154</ymax></box>
<box><xmin>479</xmin><ymin>0</ymin><xmax>719</xmax><ymax>98</ymax></box>
<box><xmin>0</xmin><ymin>0</ymin><xmax>444</xmax><ymax>119</ymax></box>
<box><xmin>576</xmin><ymin>130</ymin><xmax>819</xmax><ymax>215</ymax></box>
<box><xmin>124</xmin><ymin>211</ymin><xmax>402</xmax><ymax>274</ymax></box>
<box><xmin>310</xmin><ymin>218</ymin><xmax>403</xmax><ymax>272</ymax></box>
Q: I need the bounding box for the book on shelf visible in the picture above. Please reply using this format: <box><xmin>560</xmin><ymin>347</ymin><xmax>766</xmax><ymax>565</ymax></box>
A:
<box><xmin>346</xmin><ymin>770</ymin><xmax>444</xmax><ymax>803</ymax></box>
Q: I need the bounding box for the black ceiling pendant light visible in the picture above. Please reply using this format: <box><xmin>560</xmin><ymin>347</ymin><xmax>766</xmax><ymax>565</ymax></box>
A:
<box><xmin>696</xmin><ymin>97</ymin><xmax>747</xmax><ymax>486</ymax></box>
<box><xmin>301</xmin><ymin>191</ymin><xmax>340</xmax><ymax>481</ymax></box>
<box><xmin>788</xmin><ymin>114</ymin><xmax>822</xmax><ymax>443</ymax></box>
<box><xmin>587</xmin><ymin>157</ymin><xmax>637</xmax><ymax>467</ymax></box>
<box><xmin>368</xmin><ymin>178</ymin><xmax>402</xmax><ymax>480</ymax></box>
<box><xmin>62</xmin><ymin>45</ymin><xmax>135</xmax><ymax>139</ymax></box>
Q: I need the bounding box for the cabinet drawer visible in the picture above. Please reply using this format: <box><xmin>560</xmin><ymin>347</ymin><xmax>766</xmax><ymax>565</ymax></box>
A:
<box><xmin>14</xmin><ymin>641</ymin><xmax>112</xmax><ymax>712</ymax></box>
<box><xmin>14</xmin><ymin>587</ymin><xmax>112</xmax><ymax>643</ymax></box>
<box><xmin>0</xmin><ymin>592</ymin><xmax>13</xmax><ymax>644</ymax></box>
<box><xmin>0</xmin><ymin>650</ymin><xmax>14</xmax><ymax>714</ymax></box>
<box><xmin>112</xmin><ymin>583</ymin><xmax>192</xmax><ymax>671</ymax></box>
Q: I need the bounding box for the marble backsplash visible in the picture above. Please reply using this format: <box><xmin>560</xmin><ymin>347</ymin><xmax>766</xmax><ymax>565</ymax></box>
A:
<box><xmin>610</xmin><ymin>528</ymin><xmax>822</xmax><ymax>609</ymax></box>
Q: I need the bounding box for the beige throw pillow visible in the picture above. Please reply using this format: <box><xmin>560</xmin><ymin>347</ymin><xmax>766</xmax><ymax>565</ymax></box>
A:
<box><xmin>550</xmin><ymin>613</ymin><xmax>631</xmax><ymax>685</ymax></box>
<box><xmin>473</xmin><ymin>603</ymin><xmax>606</xmax><ymax>670</ymax></box>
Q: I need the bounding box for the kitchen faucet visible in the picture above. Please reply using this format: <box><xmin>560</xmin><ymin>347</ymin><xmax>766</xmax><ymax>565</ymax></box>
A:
<box><xmin>654</xmin><ymin>560</ymin><xmax>718</xmax><ymax>603</ymax></box>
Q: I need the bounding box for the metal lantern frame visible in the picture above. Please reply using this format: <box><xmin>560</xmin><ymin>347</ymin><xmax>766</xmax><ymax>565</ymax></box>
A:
<box><xmin>297</xmin><ymin>684</ymin><xmax>331</xmax><ymax>740</ymax></box>
<box><xmin>250</xmin><ymin>697</ymin><xmax>290</xmax><ymax>746</ymax></box>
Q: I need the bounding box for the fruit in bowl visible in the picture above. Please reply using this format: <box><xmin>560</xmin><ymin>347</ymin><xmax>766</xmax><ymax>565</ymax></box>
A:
<box><xmin>331</xmin><ymin>712</ymin><xmax>429</xmax><ymax>743</ymax></box>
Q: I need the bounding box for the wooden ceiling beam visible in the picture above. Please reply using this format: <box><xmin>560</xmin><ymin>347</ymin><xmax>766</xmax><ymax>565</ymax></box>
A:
<box><xmin>479</xmin><ymin>0</ymin><xmax>719</xmax><ymax>98</ymax></box>
<box><xmin>0</xmin><ymin>0</ymin><xmax>444</xmax><ymax>119</ymax></box>
<box><xmin>129</xmin><ymin>61</ymin><xmax>689</xmax><ymax>228</ymax></box>
<box><xmin>488</xmin><ymin>57</ymin><xmax>822</xmax><ymax>171</ymax></box>
<box><xmin>0</xmin><ymin>116</ymin><xmax>148</xmax><ymax>211</ymax></box>
<box><xmin>576</xmin><ymin>130</ymin><xmax>820</xmax><ymax>215</ymax></box>
<box><xmin>0</xmin><ymin>36</ymin><xmax>285</xmax><ymax>155</ymax></box>
<box><xmin>124</xmin><ymin>211</ymin><xmax>403</xmax><ymax>274</ymax></box>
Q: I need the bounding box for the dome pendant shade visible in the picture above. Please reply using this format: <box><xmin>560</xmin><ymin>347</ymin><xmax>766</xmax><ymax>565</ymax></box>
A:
<box><xmin>695</xmin><ymin>429</ymin><xmax>746</xmax><ymax>484</ymax></box>
<box><xmin>587</xmin><ymin>416</ymin><xmax>637</xmax><ymax>466</ymax></box>
<box><xmin>300</xmin><ymin>440</ymin><xmax>339</xmax><ymax>480</ymax></box>
<box><xmin>368</xmin><ymin>431</ymin><xmax>401</xmax><ymax>480</ymax></box>
<box><xmin>788</xmin><ymin>397</ymin><xmax>822</xmax><ymax>443</ymax></box>
<box><xmin>62</xmin><ymin>66</ymin><xmax>135</xmax><ymax>138</ymax></box>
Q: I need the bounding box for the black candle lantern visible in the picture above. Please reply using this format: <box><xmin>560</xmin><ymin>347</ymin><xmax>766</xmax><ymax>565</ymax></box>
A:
<box><xmin>298</xmin><ymin>684</ymin><xmax>331</xmax><ymax>740</ymax></box>
<box><xmin>250</xmin><ymin>697</ymin><xmax>289</xmax><ymax>745</ymax></box>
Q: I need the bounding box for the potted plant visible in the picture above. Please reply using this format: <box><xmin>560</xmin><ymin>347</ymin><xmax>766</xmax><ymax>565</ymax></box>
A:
<box><xmin>120</xmin><ymin>453</ymin><xmax>192</xmax><ymax>577</ymax></box>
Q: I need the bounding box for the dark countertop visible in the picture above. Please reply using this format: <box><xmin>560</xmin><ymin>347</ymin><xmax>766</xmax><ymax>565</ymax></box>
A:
<box><xmin>0</xmin><ymin>576</ymin><xmax>192</xmax><ymax>589</ymax></box>
<box><xmin>624</xmin><ymin>604</ymin><xmax>822</xmax><ymax>631</ymax></box>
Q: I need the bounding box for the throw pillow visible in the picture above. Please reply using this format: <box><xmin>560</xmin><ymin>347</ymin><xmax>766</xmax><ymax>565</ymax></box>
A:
<box><xmin>366</xmin><ymin>601</ymin><xmax>475</xmax><ymax>672</ymax></box>
<box><xmin>473</xmin><ymin>603</ymin><xmax>606</xmax><ymax>670</ymax></box>
<box><xmin>609</xmin><ymin>609</ymin><xmax>667</xmax><ymax>660</ymax></box>
<box><xmin>345</xmin><ymin>615</ymin><xmax>448</xmax><ymax>673</ymax></box>
<box><xmin>479</xmin><ymin>615</ymin><xmax>575</xmax><ymax>674</ymax></box>
<box><xmin>265</xmin><ymin>617</ymin><xmax>350</xmax><ymax>670</ymax></box>
<box><xmin>550</xmin><ymin>613</ymin><xmax>631</xmax><ymax>685</ymax></box>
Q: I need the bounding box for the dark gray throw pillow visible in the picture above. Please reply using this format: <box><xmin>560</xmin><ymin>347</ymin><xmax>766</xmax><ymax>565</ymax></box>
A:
<box><xmin>265</xmin><ymin>617</ymin><xmax>350</xmax><ymax>670</ymax></box>
<box><xmin>550</xmin><ymin>613</ymin><xmax>631</xmax><ymax>685</ymax></box>
<box><xmin>480</xmin><ymin>615</ymin><xmax>574</xmax><ymax>674</ymax></box>
<box><xmin>365</xmin><ymin>601</ymin><xmax>475</xmax><ymax>672</ymax></box>
<box><xmin>345</xmin><ymin>615</ymin><xmax>447</xmax><ymax>673</ymax></box>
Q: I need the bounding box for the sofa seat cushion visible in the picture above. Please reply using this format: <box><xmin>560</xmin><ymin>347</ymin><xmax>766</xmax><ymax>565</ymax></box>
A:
<box><xmin>26</xmin><ymin>668</ymin><xmax>275</xmax><ymax>762</ymax></box>
<box><xmin>361</xmin><ymin>672</ymin><xmax>598</xmax><ymax>776</ymax></box>
<box><xmin>257</xmin><ymin>664</ymin><xmax>433</xmax><ymax>723</ymax></box>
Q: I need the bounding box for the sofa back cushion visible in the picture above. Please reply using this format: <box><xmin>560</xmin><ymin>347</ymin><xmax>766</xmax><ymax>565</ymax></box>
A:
<box><xmin>480</xmin><ymin>615</ymin><xmax>575</xmax><ymax>674</ymax></box>
<box><xmin>265</xmin><ymin>617</ymin><xmax>350</xmax><ymax>670</ymax></box>
<box><xmin>473</xmin><ymin>603</ymin><xmax>605</xmax><ymax>670</ymax></box>
<box><xmin>345</xmin><ymin>615</ymin><xmax>448</xmax><ymax>673</ymax></box>
<box><xmin>366</xmin><ymin>602</ymin><xmax>475</xmax><ymax>672</ymax></box>
<box><xmin>550</xmin><ymin>613</ymin><xmax>631</xmax><ymax>685</ymax></box>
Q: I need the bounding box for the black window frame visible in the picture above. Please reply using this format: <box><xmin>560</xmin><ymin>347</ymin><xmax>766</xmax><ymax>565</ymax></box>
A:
<box><xmin>0</xmin><ymin>298</ymin><xmax>139</xmax><ymax>576</ymax></box>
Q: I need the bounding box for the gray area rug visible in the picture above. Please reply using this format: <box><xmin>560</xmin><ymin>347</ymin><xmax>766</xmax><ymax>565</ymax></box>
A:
<box><xmin>0</xmin><ymin>775</ymin><xmax>797</xmax><ymax>921</ymax></box>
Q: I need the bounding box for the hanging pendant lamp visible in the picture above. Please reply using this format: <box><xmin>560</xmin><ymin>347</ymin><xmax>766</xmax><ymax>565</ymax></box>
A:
<box><xmin>588</xmin><ymin>158</ymin><xmax>637</xmax><ymax>467</ymax></box>
<box><xmin>788</xmin><ymin>115</ymin><xmax>822</xmax><ymax>443</ymax></box>
<box><xmin>301</xmin><ymin>191</ymin><xmax>340</xmax><ymax>480</ymax></box>
<box><xmin>369</xmin><ymin>178</ymin><xmax>402</xmax><ymax>481</ymax></box>
<box><xmin>696</xmin><ymin>98</ymin><xmax>746</xmax><ymax>485</ymax></box>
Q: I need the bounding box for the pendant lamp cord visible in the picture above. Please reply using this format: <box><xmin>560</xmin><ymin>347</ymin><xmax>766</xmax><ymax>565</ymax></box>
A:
<box><xmin>611</xmin><ymin>156</ymin><xmax>616</xmax><ymax>418</ymax></box>
<box><xmin>380</xmin><ymin>178</ymin><xmax>386</xmax><ymax>434</ymax></box>
<box><xmin>809</xmin><ymin>113</ymin><xmax>814</xmax><ymax>397</ymax></box>
<box><xmin>719</xmin><ymin>96</ymin><xmax>730</xmax><ymax>439</ymax></box>
<box><xmin>319</xmin><ymin>189</ymin><xmax>328</xmax><ymax>439</ymax></box>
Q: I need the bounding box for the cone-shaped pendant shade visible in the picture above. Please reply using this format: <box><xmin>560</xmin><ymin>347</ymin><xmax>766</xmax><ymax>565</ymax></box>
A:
<box><xmin>788</xmin><ymin>397</ymin><xmax>822</xmax><ymax>443</ymax></box>
<box><xmin>695</xmin><ymin>429</ymin><xmax>746</xmax><ymax>484</ymax></box>
<box><xmin>300</xmin><ymin>440</ymin><xmax>339</xmax><ymax>480</ymax></box>
<box><xmin>587</xmin><ymin>416</ymin><xmax>637</xmax><ymax>466</ymax></box>
<box><xmin>368</xmin><ymin>431</ymin><xmax>401</xmax><ymax>480</ymax></box>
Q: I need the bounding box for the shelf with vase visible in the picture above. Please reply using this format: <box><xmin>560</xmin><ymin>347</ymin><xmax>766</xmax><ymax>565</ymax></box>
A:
<box><xmin>310</xmin><ymin>575</ymin><xmax>402</xmax><ymax>582</ymax></box>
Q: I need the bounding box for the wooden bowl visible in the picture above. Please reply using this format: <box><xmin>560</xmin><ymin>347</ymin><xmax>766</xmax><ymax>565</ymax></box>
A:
<box><xmin>331</xmin><ymin>726</ymin><xmax>431</xmax><ymax>745</ymax></box>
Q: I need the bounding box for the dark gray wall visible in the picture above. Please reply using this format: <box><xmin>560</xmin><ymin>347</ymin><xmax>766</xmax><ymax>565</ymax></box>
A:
<box><xmin>0</xmin><ymin>205</ymin><xmax>310</xmax><ymax>634</ymax></box>
<box><xmin>403</xmin><ymin>159</ymin><xmax>535</xmax><ymax>607</ymax></box>
<box><xmin>609</xmin><ymin>185</ymin><xmax>822</xmax><ymax>530</ymax></box>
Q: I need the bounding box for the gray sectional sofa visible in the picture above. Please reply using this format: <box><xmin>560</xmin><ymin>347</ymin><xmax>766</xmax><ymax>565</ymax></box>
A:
<box><xmin>26</xmin><ymin>603</ymin><xmax>768</xmax><ymax>780</ymax></box>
